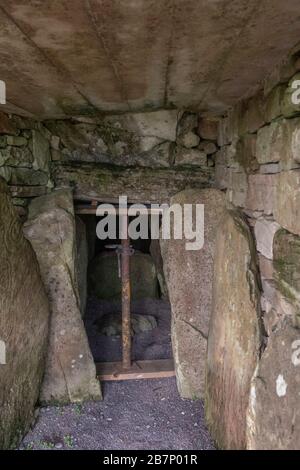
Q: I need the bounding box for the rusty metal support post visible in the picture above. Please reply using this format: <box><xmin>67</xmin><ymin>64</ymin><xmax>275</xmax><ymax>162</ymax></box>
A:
<box><xmin>121</xmin><ymin>233</ymin><xmax>131</xmax><ymax>369</ymax></box>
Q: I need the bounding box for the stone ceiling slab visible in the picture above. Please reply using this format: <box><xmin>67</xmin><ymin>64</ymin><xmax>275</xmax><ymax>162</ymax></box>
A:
<box><xmin>0</xmin><ymin>0</ymin><xmax>299</xmax><ymax>117</ymax></box>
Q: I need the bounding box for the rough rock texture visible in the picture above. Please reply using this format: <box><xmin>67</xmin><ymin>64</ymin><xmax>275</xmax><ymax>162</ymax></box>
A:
<box><xmin>247</xmin><ymin>319</ymin><xmax>300</xmax><ymax>450</ymax></box>
<box><xmin>89</xmin><ymin>251</ymin><xmax>158</xmax><ymax>301</ymax></box>
<box><xmin>206</xmin><ymin>209</ymin><xmax>263</xmax><ymax>450</ymax></box>
<box><xmin>274</xmin><ymin>170</ymin><xmax>300</xmax><ymax>236</ymax></box>
<box><xmin>198</xmin><ymin>118</ymin><xmax>218</xmax><ymax>141</ymax></box>
<box><xmin>23</xmin><ymin>189</ymin><xmax>101</xmax><ymax>404</ymax></box>
<box><xmin>1</xmin><ymin>2</ymin><xmax>300</xmax><ymax>118</ymax></box>
<box><xmin>75</xmin><ymin>216</ymin><xmax>88</xmax><ymax>317</ymax></box>
<box><xmin>246</xmin><ymin>228</ymin><xmax>300</xmax><ymax>449</ymax></box>
<box><xmin>52</xmin><ymin>162</ymin><xmax>213</xmax><ymax>204</ymax></box>
<box><xmin>0</xmin><ymin>114</ymin><xmax>52</xmax><ymax>212</ymax></box>
<box><xmin>174</xmin><ymin>146</ymin><xmax>207</xmax><ymax>167</ymax></box>
<box><xmin>150</xmin><ymin>239</ymin><xmax>168</xmax><ymax>299</ymax></box>
<box><xmin>0</xmin><ymin>177</ymin><xmax>49</xmax><ymax>449</ymax></box>
<box><xmin>160</xmin><ymin>188</ymin><xmax>226</xmax><ymax>398</ymax></box>
<box><xmin>254</xmin><ymin>218</ymin><xmax>280</xmax><ymax>259</ymax></box>
<box><xmin>46</xmin><ymin>113</ymin><xmax>177</xmax><ymax>168</ymax></box>
<box><xmin>273</xmin><ymin>229</ymin><xmax>300</xmax><ymax>323</ymax></box>
<box><xmin>245</xmin><ymin>174</ymin><xmax>277</xmax><ymax>215</ymax></box>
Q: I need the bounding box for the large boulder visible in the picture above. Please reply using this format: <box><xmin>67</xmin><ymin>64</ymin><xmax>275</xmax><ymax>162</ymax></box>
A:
<box><xmin>89</xmin><ymin>251</ymin><xmax>158</xmax><ymax>301</ymax></box>
<box><xmin>0</xmin><ymin>178</ymin><xmax>49</xmax><ymax>449</ymax></box>
<box><xmin>23</xmin><ymin>189</ymin><xmax>101</xmax><ymax>404</ymax></box>
<box><xmin>160</xmin><ymin>188</ymin><xmax>226</xmax><ymax>398</ymax></box>
<box><xmin>205</xmin><ymin>209</ymin><xmax>263</xmax><ymax>449</ymax></box>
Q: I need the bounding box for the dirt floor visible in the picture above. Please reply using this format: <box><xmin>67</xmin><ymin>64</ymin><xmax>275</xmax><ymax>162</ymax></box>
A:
<box><xmin>20</xmin><ymin>297</ymin><xmax>214</xmax><ymax>450</ymax></box>
<box><xmin>20</xmin><ymin>378</ymin><xmax>214</xmax><ymax>450</ymax></box>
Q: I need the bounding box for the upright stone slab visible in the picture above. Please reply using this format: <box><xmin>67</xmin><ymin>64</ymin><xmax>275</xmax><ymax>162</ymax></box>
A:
<box><xmin>206</xmin><ymin>209</ymin><xmax>263</xmax><ymax>449</ymax></box>
<box><xmin>23</xmin><ymin>189</ymin><xmax>101</xmax><ymax>404</ymax></box>
<box><xmin>160</xmin><ymin>188</ymin><xmax>226</xmax><ymax>398</ymax></box>
<box><xmin>0</xmin><ymin>178</ymin><xmax>49</xmax><ymax>449</ymax></box>
<box><xmin>247</xmin><ymin>228</ymin><xmax>300</xmax><ymax>449</ymax></box>
<box><xmin>247</xmin><ymin>319</ymin><xmax>300</xmax><ymax>450</ymax></box>
<box><xmin>75</xmin><ymin>216</ymin><xmax>88</xmax><ymax>317</ymax></box>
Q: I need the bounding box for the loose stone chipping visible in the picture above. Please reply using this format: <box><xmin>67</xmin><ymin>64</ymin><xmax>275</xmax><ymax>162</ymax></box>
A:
<box><xmin>160</xmin><ymin>188</ymin><xmax>226</xmax><ymax>399</ymax></box>
<box><xmin>23</xmin><ymin>189</ymin><xmax>101</xmax><ymax>404</ymax></box>
<box><xmin>0</xmin><ymin>177</ymin><xmax>50</xmax><ymax>449</ymax></box>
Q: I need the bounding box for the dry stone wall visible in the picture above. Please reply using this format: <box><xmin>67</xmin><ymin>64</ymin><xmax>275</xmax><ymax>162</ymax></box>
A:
<box><xmin>0</xmin><ymin>112</ymin><xmax>52</xmax><ymax>219</ymax></box>
<box><xmin>50</xmin><ymin>111</ymin><xmax>217</xmax><ymax>201</ymax></box>
<box><xmin>45</xmin><ymin>110</ymin><xmax>218</xmax><ymax>173</ymax></box>
<box><xmin>209</xmin><ymin>53</ymin><xmax>300</xmax><ymax>449</ymax></box>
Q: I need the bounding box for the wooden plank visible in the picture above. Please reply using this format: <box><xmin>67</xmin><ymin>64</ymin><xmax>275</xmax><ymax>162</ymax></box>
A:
<box><xmin>96</xmin><ymin>359</ymin><xmax>175</xmax><ymax>381</ymax></box>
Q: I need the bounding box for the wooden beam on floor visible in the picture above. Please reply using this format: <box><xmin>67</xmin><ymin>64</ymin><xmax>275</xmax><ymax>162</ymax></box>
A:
<box><xmin>96</xmin><ymin>359</ymin><xmax>175</xmax><ymax>381</ymax></box>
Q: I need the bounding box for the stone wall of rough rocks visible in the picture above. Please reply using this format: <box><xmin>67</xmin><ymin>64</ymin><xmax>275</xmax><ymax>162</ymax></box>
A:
<box><xmin>207</xmin><ymin>54</ymin><xmax>300</xmax><ymax>449</ymax></box>
<box><xmin>0</xmin><ymin>109</ymin><xmax>217</xmax><ymax>218</ymax></box>
<box><xmin>45</xmin><ymin>110</ymin><xmax>218</xmax><ymax>171</ymax></box>
<box><xmin>48</xmin><ymin>110</ymin><xmax>217</xmax><ymax>201</ymax></box>
<box><xmin>0</xmin><ymin>112</ymin><xmax>53</xmax><ymax>219</ymax></box>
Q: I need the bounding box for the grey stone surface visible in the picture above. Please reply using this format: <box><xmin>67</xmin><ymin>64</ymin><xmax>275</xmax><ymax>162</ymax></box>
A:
<box><xmin>0</xmin><ymin>177</ymin><xmax>49</xmax><ymax>449</ymax></box>
<box><xmin>76</xmin><ymin>216</ymin><xmax>88</xmax><ymax>317</ymax></box>
<box><xmin>206</xmin><ymin>209</ymin><xmax>262</xmax><ymax>450</ymax></box>
<box><xmin>160</xmin><ymin>188</ymin><xmax>226</xmax><ymax>399</ymax></box>
<box><xmin>23</xmin><ymin>189</ymin><xmax>101</xmax><ymax>404</ymax></box>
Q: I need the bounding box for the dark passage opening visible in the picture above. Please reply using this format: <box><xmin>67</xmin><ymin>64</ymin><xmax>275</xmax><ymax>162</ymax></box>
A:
<box><xmin>76</xmin><ymin>211</ymin><xmax>172</xmax><ymax>366</ymax></box>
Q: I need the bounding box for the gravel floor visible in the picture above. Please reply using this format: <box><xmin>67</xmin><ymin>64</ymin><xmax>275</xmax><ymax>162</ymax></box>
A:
<box><xmin>20</xmin><ymin>378</ymin><xmax>214</xmax><ymax>450</ymax></box>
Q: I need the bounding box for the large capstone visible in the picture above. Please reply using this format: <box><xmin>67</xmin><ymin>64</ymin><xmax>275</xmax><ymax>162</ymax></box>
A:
<box><xmin>206</xmin><ymin>209</ymin><xmax>263</xmax><ymax>449</ymax></box>
<box><xmin>23</xmin><ymin>189</ymin><xmax>101</xmax><ymax>404</ymax></box>
<box><xmin>0</xmin><ymin>177</ymin><xmax>49</xmax><ymax>449</ymax></box>
<box><xmin>160</xmin><ymin>188</ymin><xmax>226</xmax><ymax>398</ymax></box>
<box><xmin>89</xmin><ymin>251</ymin><xmax>158</xmax><ymax>301</ymax></box>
